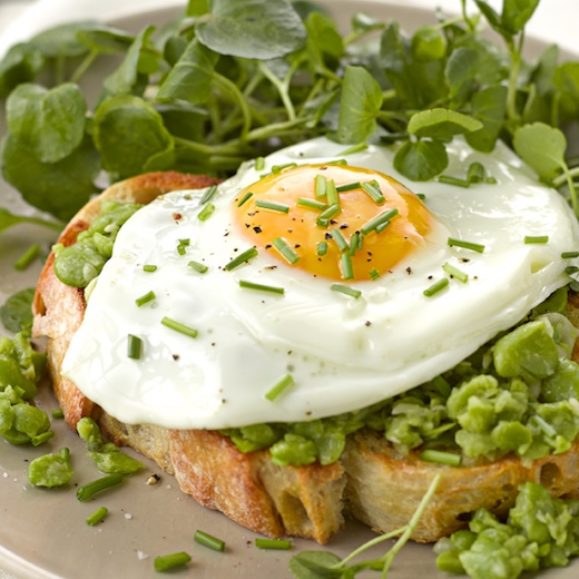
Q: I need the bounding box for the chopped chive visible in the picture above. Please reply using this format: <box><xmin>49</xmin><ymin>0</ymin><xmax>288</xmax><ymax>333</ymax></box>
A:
<box><xmin>255</xmin><ymin>157</ymin><xmax>265</xmax><ymax>171</ymax></box>
<box><xmin>14</xmin><ymin>243</ymin><xmax>41</xmax><ymax>271</ymax></box>
<box><xmin>524</xmin><ymin>235</ymin><xmax>549</xmax><ymax>244</ymax></box>
<box><xmin>297</xmin><ymin>198</ymin><xmax>327</xmax><ymax>211</ymax></box>
<box><xmin>237</xmin><ymin>191</ymin><xmax>253</xmax><ymax>207</ymax></box>
<box><xmin>77</xmin><ymin>474</ymin><xmax>124</xmax><ymax>502</ymax></box>
<box><xmin>361</xmin><ymin>180</ymin><xmax>386</xmax><ymax>205</ymax></box>
<box><xmin>361</xmin><ymin>208</ymin><xmax>399</xmax><ymax>235</ymax></box>
<box><xmin>336</xmin><ymin>181</ymin><xmax>361</xmax><ymax>193</ymax></box>
<box><xmin>565</xmin><ymin>266</ymin><xmax>579</xmax><ymax>275</ymax></box>
<box><xmin>326</xmin><ymin>159</ymin><xmax>348</xmax><ymax>166</ymax></box>
<box><xmin>194</xmin><ymin>530</ymin><xmax>225</xmax><ymax>552</ymax></box>
<box><xmin>143</xmin><ymin>264</ymin><xmax>157</xmax><ymax>273</ymax></box>
<box><xmin>438</xmin><ymin>175</ymin><xmax>471</xmax><ymax>188</ymax></box>
<box><xmin>161</xmin><ymin>317</ymin><xmax>198</xmax><ymax>339</ymax></box>
<box><xmin>562</xmin><ymin>251</ymin><xmax>579</xmax><ymax>258</ymax></box>
<box><xmin>326</xmin><ymin>179</ymin><xmax>339</xmax><ymax>205</ymax></box>
<box><xmin>177</xmin><ymin>238</ymin><xmax>190</xmax><ymax>255</ymax></box>
<box><xmin>51</xmin><ymin>408</ymin><xmax>64</xmax><ymax>419</ymax></box>
<box><xmin>423</xmin><ymin>278</ymin><xmax>449</xmax><ymax>297</ymax></box>
<box><xmin>447</xmin><ymin>238</ymin><xmax>485</xmax><ymax>254</ymax></box>
<box><xmin>416</xmin><ymin>193</ymin><xmax>426</xmax><ymax>200</ymax></box>
<box><xmin>224</xmin><ymin>247</ymin><xmax>258</xmax><ymax>271</ymax></box>
<box><xmin>271</xmin><ymin>162</ymin><xmax>297</xmax><ymax>174</ymax></box>
<box><xmin>272</xmin><ymin>237</ymin><xmax>299</xmax><ymax>264</ymax></box>
<box><xmin>154</xmin><ymin>552</ymin><xmax>192</xmax><ymax>572</ymax></box>
<box><xmin>86</xmin><ymin>506</ymin><xmax>109</xmax><ymax>526</ymax></box>
<box><xmin>315</xmin><ymin>174</ymin><xmax>327</xmax><ymax>199</ymax></box>
<box><xmin>340</xmin><ymin>253</ymin><xmax>354</xmax><ymax>280</ymax></box>
<box><xmin>135</xmin><ymin>290</ymin><xmax>156</xmax><ymax>307</ymax></box>
<box><xmin>188</xmin><ymin>260</ymin><xmax>208</xmax><ymax>274</ymax></box>
<box><xmin>442</xmin><ymin>262</ymin><xmax>468</xmax><ymax>284</ymax></box>
<box><xmin>420</xmin><ymin>450</ymin><xmax>462</xmax><ymax>467</ymax></box>
<box><xmin>255</xmin><ymin>200</ymin><xmax>290</xmax><ymax>214</ymax></box>
<box><xmin>349</xmin><ymin>231</ymin><xmax>362</xmax><ymax>256</ymax></box>
<box><xmin>316</xmin><ymin>203</ymin><xmax>341</xmax><ymax>227</ymax></box>
<box><xmin>255</xmin><ymin>538</ymin><xmax>293</xmax><ymax>550</ymax></box>
<box><xmin>369</xmin><ymin>268</ymin><xmax>380</xmax><ymax>280</ymax></box>
<box><xmin>467</xmin><ymin>162</ymin><xmax>486</xmax><ymax>184</ymax></box>
<box><xmin>376</xmin><ymin>220</ymin><xmax>393</xmax><ymax>234</ymax></box>
<box><xmin>533</xmin><ymin>415</ymin><xmax>557</xmax><ymax>437</ymax></box>
<box><xmin>339</xmin><ymin>142</ymin><xmax>368</xmax><ymax>155</ymax></box>
<box><xmin>200</xmin><ymin>184</ymin><xmax>218</xmax><ymax>205</ymax></box>
<box><xmin>127</xmin><ymin>334</ymin><xmax>143</xmax><ymax>359</ymax></box>
<box><xmin>317</xmin><ymin>241</ymin><xmax>328</xmax><ymax>256</ymax></box>
<box><xmin>265</xmin><ymin>374</ymin><xmax>295</xmax><ymax>402</ymax></box>
<box><xmin>331</xmin><ymin>228</ymin><xmax>349</xmax><ymax>252</ymax></box>
<box><xmin>331</xmin><ymin>283</ymin><xmax>361</xmax><ymax>299</ymax></box>
<box><xmin>239</xmin><ymin>280</ymin><xmax>285</xmax><ymax>295</ymax></box>
<box><xmin>198</xmin><ymin>202</ymin><xmax>215</xmax><ymax>222</ymax></box>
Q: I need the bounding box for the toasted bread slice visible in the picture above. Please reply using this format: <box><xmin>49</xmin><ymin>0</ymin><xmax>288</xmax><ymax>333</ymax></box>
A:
<box><xmin>33</xmin><ymin>172</ymin><xmax>579</xmax><ymax>545</ymax></box>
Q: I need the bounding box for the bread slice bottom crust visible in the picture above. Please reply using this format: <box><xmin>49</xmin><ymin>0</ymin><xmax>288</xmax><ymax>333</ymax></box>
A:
<box><xmin>33</xmin><ymin>172</ymin><xmax>579</xmax><ymax>545</ymax></box>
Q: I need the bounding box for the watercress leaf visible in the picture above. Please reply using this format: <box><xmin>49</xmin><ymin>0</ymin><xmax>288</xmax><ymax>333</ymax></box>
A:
<box><xmin>157</xmin><ymin>40</ymin><xmax>218</xmax><ymax>105</ymax></box>
<box><xmin>7</xmin><ymin>83</ymin><xmax>86</xmax><ymax>164</ymax></box>
<box><xmin>1</xmin><ymin>135</ymin><xmax>99</xmax><ymax>221</ymax></box>
<box><xmin>306</xmin><ymin>12</ymin><xmax>344</xmax><ymax>63</ymax></box>
<box><xmin>501</xmin><ymin>0</ymin><xmax>540</xmax><ymax>35</ymax></box>
<box><xmin>336</xmin><ymin>66</ymin><xmax>383</xmax><ymax>144</ymax></box>
<box><xmin>466</xmin><ymin>84</ymin><xmax>508</xmax><ymax>152</ymax></box>
<box><xmin>30</xmin><ymin>21</ymin><xmax>98</xmax><ymax>58</ymax></box>
<box><xmin>103</xmin><ymin>26</ymin><xmax>155</xmax><ymax>98</ymax></box>
<box><xmin>513</xmin><ymin>122</ymin><xmax>566</xmax><ymax>182</ymax></box>
<box><xmin>163</xmin><ymin>35</ymin><xmax>188</xmax><ymax>67</ymax></box>
<box><xmin>352</xmin><ymin>13</ymin><xmax>385</xmax><ymax>33</ymax></box>
<box><xmin>93</xmin><ymin>95</ymin><xmax>174</xmax><ymax>178</ymax></box>
<box><xmin>186</xmin><ymin>0</ymin><xmax>211</xmax><ymax>17</ymax></box>
<box><xmin>530</xmin><ymin>44</ymin><xmax>559</xmax><ymax>97</ymax></box>
<box><xmin>411</xmin><ymin>26</ymin><xmax>447</xmax><ymax>62</ymax></box>
<box><xmin>554</xmin><ymin>62</ymin><xmax>579</xmax><ymax>122</ymax></box>
<box><xmin>407</xmin><ymin>108</ymin><xmax>483</xmax><ymax>140</ymax></box>
<box><xmin>0</xmin><ymin>207</ymin><xmax>60</xmax><ymax>235</ymax></box>
<box><xmin>156</xmin><ymin>101</ymin><xmax>207</xmax><ymax>141</ymax></box>
<box><xmin>473</xmin><ymin>1</ymin><xmax>509</xmax><ymax>39</ymax></box>
<box><xmin>76</xmin><ymin>25</ymin><xmax>134</xmax><ymax>55</ymax></box>
<box><xmin>289</xmin><ymin>551</ymin><xmax>343</xmax><ymax>579</ymax></box>
<box><xmin>445</xmin><ymin>47</ymin><xmax>479</xmax><ymax>104</ymax></box>
<box><xmin>394</xmin><ymin>140</ymin><xmax>448</xmax><ymax>181</ymax></box>
<box><xmin>0</xmin><ymin>289</ymin><xmax>35</xmax><ymax>333</ymax></box>
<box><xmin>196</xmin><ymin>0</ymin><xmax>306</xmax><ymax>59</ymax></box>
<box><xmin>455</xmin><ymin>36</ymin><xmax>506</xmax><ymax>86</ymax></box>
<box><xmin>0</xmin><ymin>44</ymin><xmax>44</xmax><ymax>98</ymax></box>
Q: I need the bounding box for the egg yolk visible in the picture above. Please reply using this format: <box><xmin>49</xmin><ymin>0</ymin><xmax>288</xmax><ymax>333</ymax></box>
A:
<box><xmin>233</xmin><ymin>163</ymin><xmax>431</xmax><ymax>281</ymax></box>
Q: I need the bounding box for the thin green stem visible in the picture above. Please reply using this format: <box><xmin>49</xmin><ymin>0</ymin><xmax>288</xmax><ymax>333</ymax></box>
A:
<box><xmin>173</xmin><ymin>136</ymin><xmax>244</xmax><ymax>157</ymax></box>
<box><xmin>70</xmin><ymin>50</ymin><xmax>98</xmax><ymax>84</ymax></box>
<box><xmin>245</xmin><ymin>118</ymin><xmax>308</xmax><ymax>142</ymax></box>
<box><xmin>259</xmin><ymin>62</ymin><xmax>296</xmax><ymax>121</ymax></box>
<box><xmin>506</xmin><ymin>42</ymin><xmax>521</xmax><ymax>123</ymax></box>
<box><xmin>19</xmin><ymin>215</ymin><xmax>63</xmax><ymax>232</ymax></box>
<box><xmin>564</xmin><ymin>166</ymin><xmax>579</xmax><ymax>217</ymax></box>
<box><xmin>553</xmin><ymin>166</ymin><xmax>579</xmax><ymax>187</ymax></box>
<box><xmin>213</xmin><ymin>73</ymin><xmax>252</xmax><ymax>139</ymax></box>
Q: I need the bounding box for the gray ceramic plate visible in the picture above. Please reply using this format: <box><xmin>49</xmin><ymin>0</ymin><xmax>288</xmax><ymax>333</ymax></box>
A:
<box><xmin>0</xmin><ymin>2</ymin><xmax>577</xmax><ymax>578</ymax></box>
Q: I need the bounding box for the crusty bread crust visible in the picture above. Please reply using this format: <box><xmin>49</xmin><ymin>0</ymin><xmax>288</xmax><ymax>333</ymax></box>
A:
<box><xmin>33</xmin><ymin>172</ymin><xmax>579</xmax><ymax>545</ymax></box>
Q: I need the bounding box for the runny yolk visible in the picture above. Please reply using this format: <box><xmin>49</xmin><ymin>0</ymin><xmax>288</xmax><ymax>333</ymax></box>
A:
<box><xmin>233</xmin><ymin>163</ymin><xmax>432</xmax><ymax>281</ymax></box>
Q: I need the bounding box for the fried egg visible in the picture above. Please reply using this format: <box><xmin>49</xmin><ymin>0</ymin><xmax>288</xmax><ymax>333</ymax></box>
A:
<box><xmin>62</xmin><ymin>137</ymin><xmax>579</xmax><ymax>429</ymax></box>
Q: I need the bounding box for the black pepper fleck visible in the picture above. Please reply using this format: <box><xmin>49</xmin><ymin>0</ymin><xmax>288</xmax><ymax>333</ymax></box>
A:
<box><xmin>253</xmin><ymin>226</ymin><xmax>262</xmax><ymax>234</ymax></box>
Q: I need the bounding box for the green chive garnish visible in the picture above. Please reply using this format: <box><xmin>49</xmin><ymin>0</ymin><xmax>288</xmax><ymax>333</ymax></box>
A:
<box><xmin>161</xmin><ymin>317</ymin><xmax>198</xmax><ymax>339</ymax></box>
<box><xmin>143</xmin><ymin>264</ymin><xmax>157</xmax><ymax>273</ymax></box>
<box><xmin>338</xmin><ymin>142</ymin><xmax>368</xmax><ymax>155</ymax></box>
<box><xmin>336</xmin><ymin>181</ymin><xmax>361</xmax><ymax>193</ymax></box>
<box><xmin>256</xmin><ymin>200</ymin><xmax>290</xmax><ymax>214</ymax></box>
<box><xmin>442</xmin><ymin>263</ymin><xmax>468</xmax><ymax>284</ymax></box>
<box><xmin>565</xmin><ymin>266</ymin><xmax>579</xmax><ymax>275</ymax></box>
<box><xmin>370</xmin><ymin>268</ymin><xmax>380</xmax><ymax>280</ymax></box>
<box><xmin>376</xmin><ymin>220</ymin><xmax>393</xmax><ymax>234</ymax></box>
<box><xmin>423</xmin><ymin>278</ymin><xmax>449</xmax><ymax>297</ymax></box>
<box><xmin>533</xmin><ymin>415</ymin><xmax>557</xmax><ymax>437</ymax></box>
<box><xmin>420</xmin><ymin>450</ymin><xmax>462</xmax><ymax>466</ymax></box>
<box><xmin>331</xmin><ymin>284</ymin><xmax>361</xmax><ymax>299</ymax></box>
<box><xmin>14</xmin><ymin>243</ymin><xmax>41</xmax><ymax>271</ymax></box>
<box><xmin>331</xmin><ymin>229</ymin><xmax>349</xmax><ymax>252</ymax></box>
<box><xmin>316</xmin><ymin>204</ymin><xmax>341</xmax><ymax>227</ymax></box>
<box><xmin>340</xmin><ymin>253</ymin><xmax>354</xmax><ymax>280</ymax></box>
<box><xmin>255</xmin><ymin>157</ymin><xmax>265</xmax><ymax>171</ymax></box>
<box><xmin>317</xmin><ymin>241</ymin><xmax>328</xmax><ymax>256</ymax></box>
<box><xmin>194</xmin><ymin>530</ymin><xmax>225</xmax><ymax>552</ymax></box>
<box><xmin>200</xmin><ymin>184</ymin><xmax>218</xmax><ymax>205</ymax></box>
<box><xmin>127</xmin><ymin>334</ymin><xmax>143</xmax><ymax>360</ymax></box>
<box><xmin>255</xmin><ymin>538</ymin><xmax>293</xmax><ymax>550</ymax></box>
<box><xmin>265</xmin><ymin>374</ymin><xmax>294</xmax><ymax>401</ymax></box>
<box><xmin>188</xmin><ymin>260</ymin><xmax>208</xmax><ymax>274</ymax></box>
<box><xmin>297</xmin><ymin>198</ymin><xmax>327</xmax><ymax>211</ymax></box>
<box><xmin>135</xmin><ymin>290</ymin><xmax>156</xmax><ymax>307</ymax></box>
<box><xmin>361</xmin><ymin>181</ymin><xmax>385</xmax><ymax>204</ymax></box>
<box><xmin>349</xmin><ymin>231</ymin><xmax>362</xmax><ymax>256</ymax></box>
<box><xmin>86</xmin><ymin>506</ymin><xmax>109</xmax><ymax>526</ymax></box>
<box><xmin>52</xmin><ymin>408</ymin><xmax>64</xmax><ymax>419</ymax></box>
<box><xmin>417</xmin><ymin>193</ymin><xmax>426</xmax><ymax>200</ymax></box>
<box><xmin>524</xmin><ymin>235</ymin><xmax>549</xmax><ymax>244</ymax></box>
<box><xmin>271</xmin><ymin>162</ymin><xmax>297</xmax><ymax>174</ymax></box>
<box><xmin>77</xmin><ymin>474</ymin><xmax>124</xmax><ymax>502</ymax></box>
<box><xmin>326</xmin><ymin>179</ymin><xmax>339</xmax><ymax>206</ymax></box>
<box><xmin>224</xmin><ymin>247</ymin><xmax>258</xmax><ymax>271</ymax></box>
<box><xmin>237</xmin><ymin>191</ymin><xmax>253</xmax><ymax>207</ymax></box>
<box><xmin>447</xmin><ymin>238</ymin><xmax>485</xmax><ymax>254</ymax></box>
<box><xmin>361</xmin><ymin>208</ymin><xmax>399</xmax><ymax>235</ymax></box>
<box><xmin>177</xmin><ymin>239</ymin><xmax>190</xmax><ymax>256</ymax></box>
<box><xmin>272</xmin><ymin>237</ymin><xmax>299</xmax><ymax>264</ymax></box>
<box><xmin>326</xmin><ymin>159</ymin><xmax>348</xmax><ymax>166</ymax></box>
<box><xmin>239</xmin><ymin>280</ymin><xmax>285</xmax><ymax>295</ymax></box>
<box><xmin>561</xmin><ymin>251</ymin><xmax>579</xmax><ymax>259</ymax></box>
<box><xmin>315</xmin><ymin>174</ymin><xmax>327</xmax><ymax>199</ymax></box>
<box><xmin>198</xmin><ymin>203</ymin><xmax>215</xmax><ymax>222</ymax></box>
<box><xmin>154</xmin><ymin>552</ymin><xmax>192</xmax><ymax>572</ymax></box>
<box><xmin>438</xmin><ymin>175</ymin><xmax>471</xmax><ymax>188</ymax></box>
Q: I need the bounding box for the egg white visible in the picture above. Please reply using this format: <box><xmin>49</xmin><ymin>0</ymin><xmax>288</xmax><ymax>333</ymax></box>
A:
<box><xmin>62</xmin><ymin>137</ymin><xmax>579</xmax><ymax>429</ymax></box>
